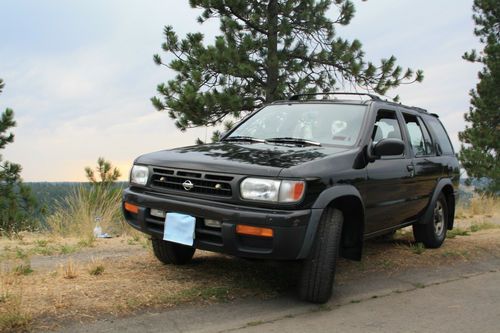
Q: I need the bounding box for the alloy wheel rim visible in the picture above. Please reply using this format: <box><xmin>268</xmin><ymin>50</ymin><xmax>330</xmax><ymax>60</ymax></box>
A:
<box><xmin>434</xmin><ymin>201</ymin><xmax>445</xmax><ymax>236</ymax></box>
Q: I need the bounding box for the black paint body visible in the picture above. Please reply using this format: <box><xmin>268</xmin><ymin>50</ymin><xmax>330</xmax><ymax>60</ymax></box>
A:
<box><xmin>123</xmin><ymin>99</ymin><xmax>460</xmax><ymax>261</ymax></box>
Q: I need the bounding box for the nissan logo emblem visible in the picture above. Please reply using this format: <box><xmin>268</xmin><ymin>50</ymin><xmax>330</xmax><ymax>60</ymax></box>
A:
<box><xmin>182</xmin><ymin>180</ymin><xmax>194</xmax><ymax>191</ymax></box>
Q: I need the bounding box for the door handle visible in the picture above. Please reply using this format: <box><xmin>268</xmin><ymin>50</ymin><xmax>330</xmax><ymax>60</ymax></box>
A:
<box><xmin>407</xmin><ymin>165</ymin><xmax>414</xmax><ymax>172</ymax></box>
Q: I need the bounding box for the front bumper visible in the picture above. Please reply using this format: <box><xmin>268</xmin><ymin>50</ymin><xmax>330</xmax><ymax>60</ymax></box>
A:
<box><xmin>122</xmin><ymin>188</ymin><xmax>315</xmax><ymax>260</ymax></box>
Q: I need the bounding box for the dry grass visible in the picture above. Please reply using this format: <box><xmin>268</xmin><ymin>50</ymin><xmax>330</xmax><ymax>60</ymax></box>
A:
<box><xmin>470</xmin><ymin>221</ymin><xmax>499</xmax><ymax>232</ymax></box>
<box><xmin>0</xmin><ymin>234</ymin><xmax>97</xmax><ymax>261</ymax></box>
<box><xmin>0</xmin><ymin>247</ymin><xmax>294</xmax><ymax>331</ymax></box>
<box><xmin>13</xmin><ymin>263</ymin><xmax>33</xmax><ymax>277</ymax></box>
<box><xmin>61</xmin><ymin>259</ymin><xmax>77</xmax><ymax>279</ymax></box>
<box><xmin>456</xmin><ymin>195</ymin><xmax>500</xmax><ymax>218</ymax></box>
<box><xmin>46</xmin><ymin>185</ymin><xmax>125</xmax><ymax>240</ymax></box>
<box><xmin>88</xmin><ymin>257</ymin><xmax>105</xmax><ymax>276</ymax></box>
<box><xmin>0</xmin><ymin>275</ymin><xmax>31</xmax><ymax>332</ymax></box>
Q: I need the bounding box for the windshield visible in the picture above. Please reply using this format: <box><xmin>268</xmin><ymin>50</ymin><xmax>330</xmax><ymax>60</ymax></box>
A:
<box><xmin>227</xmin><ymin>103</ymin><xmax>367</xmax><ymax>146</ymax></box>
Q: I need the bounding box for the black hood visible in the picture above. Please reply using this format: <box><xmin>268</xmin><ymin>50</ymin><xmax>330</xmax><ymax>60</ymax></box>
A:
<box><xmin>135</xmin><ymin>142</ymin><xmax>350</xmax><ymax>177</ymax></box>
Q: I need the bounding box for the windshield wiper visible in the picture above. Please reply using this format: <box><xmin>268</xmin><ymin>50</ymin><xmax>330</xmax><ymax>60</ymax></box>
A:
<box><xmin>265</xmin><ymin>137</ymin><xmax>322</xmax><ymax>147</ymax></box>
<box><xmin>222</xmin><ymin>136</ymin><xmax>266</xmax><ymax>143</ymax></box>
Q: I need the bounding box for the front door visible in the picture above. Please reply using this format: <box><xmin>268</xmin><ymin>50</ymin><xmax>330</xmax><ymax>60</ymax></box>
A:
<box><xmin>365</xmin><ymin>109</ymin><xmax>415</xmax><ymax>234</ymax></box>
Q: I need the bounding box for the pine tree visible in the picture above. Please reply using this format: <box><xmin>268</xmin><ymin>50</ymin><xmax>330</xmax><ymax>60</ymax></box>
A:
<box><xmin>84</xmin><ymin>157</ymin><xmax>122</xmax><ymax>186</ymax></box>
<box><xmin>459</xmin><ymin>0</ymin><xmax>499</xmax><ymax>194</ymax></box>
<box><xmin>0</xmin><ymin>78</ymin><xmax>38</xmax><ymax>234</ymax></box>
<box><xmin>151</xmin><ymin>0</ymin><xmax>424</xmax><ymax>136</ymax></box>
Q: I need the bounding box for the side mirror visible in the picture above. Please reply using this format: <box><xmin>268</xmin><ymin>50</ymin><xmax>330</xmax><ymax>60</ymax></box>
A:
<box><xmin>372</xmin><ymin>138</ymin><xmax>405</xmax><ymax>157</ymax></box>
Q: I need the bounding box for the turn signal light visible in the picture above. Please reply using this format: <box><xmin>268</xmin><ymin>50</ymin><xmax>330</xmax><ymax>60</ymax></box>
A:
<box><xmin>124</xmin><ymin>202</ymin><xmax>139</xmax><ymax>214</ymax></box>
<box><xmin>236</xmin><ymin>224</ymin><xmax>274</xmax><ymax>238</ymax></box>
<box><xmin>278</xmin><ymin>180</ymin><xmax>306</xmax><ymax>202</ymax></box>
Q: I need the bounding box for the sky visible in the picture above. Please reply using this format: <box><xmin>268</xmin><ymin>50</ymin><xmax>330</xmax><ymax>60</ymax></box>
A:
<box><xmin>0</xmin><ymin>0</ymin><xmax>482</xmax><ymax>181</ymax></box>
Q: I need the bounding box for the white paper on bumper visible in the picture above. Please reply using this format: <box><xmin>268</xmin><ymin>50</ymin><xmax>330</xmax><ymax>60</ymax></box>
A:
<box><xmin>163</xmin><ymin>212</ymin><xmax>196</xmax><ymax>246</ymax></box>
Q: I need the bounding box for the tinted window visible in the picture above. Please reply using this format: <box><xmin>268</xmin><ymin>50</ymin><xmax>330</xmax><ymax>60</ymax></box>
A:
<box><xmin>425</xmin><ymin>117</ymin><xmax>455</xmax><ymax>155</ymax></box>
<box><xmin>372</xmin><ymin>110</ymin><xmax>403</xmax><ymax>142</ymax></box>
<box><xmin>228</xmin><ymin>104</ymin><xmax>367</xmax><ymax>146</ymax></box>
<box><xmin>372</xmin><ymin>109</ymin><xmax>404</xmax><ymax>157</ymax></box>
<box><xmin>403</xmin><ymin>114</ymin><xmax>434</xmax><ymax>156</ymax></box>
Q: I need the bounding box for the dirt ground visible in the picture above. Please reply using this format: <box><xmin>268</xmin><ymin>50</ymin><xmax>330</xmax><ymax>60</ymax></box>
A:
<box><xmin>1</xmin><ymin>213</ymin><xmax>499</xmax><ymax>332</ymax></box>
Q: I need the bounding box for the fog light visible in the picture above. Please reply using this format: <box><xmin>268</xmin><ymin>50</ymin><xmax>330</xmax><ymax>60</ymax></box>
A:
<box><xmin>150</xmin><ymin>209</ymin><xmax>166</xmax><ymax>218</ymax></box>
<box><xmin>204</xmin><ymin>219</ymin><xmax>222</xmax><ymax>228</ymax></box>
<box><xmin>124</xmin><ymin>202</ymin><xmax>139</xmax><ymax>214</ymax></box>
<box><xmin>236</xmin><ymin>224</ymin><xmax>273</xmax><ymax>238</ymax></box>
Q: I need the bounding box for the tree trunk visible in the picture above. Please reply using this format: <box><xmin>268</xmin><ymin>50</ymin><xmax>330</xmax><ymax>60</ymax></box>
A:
<box><xmin>266</xmin><ymin>0</ymin><xmax>279</xmax><ymax>102</ymax></box>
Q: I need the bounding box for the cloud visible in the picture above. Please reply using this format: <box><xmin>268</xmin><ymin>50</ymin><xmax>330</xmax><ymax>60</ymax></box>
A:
<box><xmin>0</xmin><ymin>0</ymin><xmax>483</xmax><ymax>180</ymax></box>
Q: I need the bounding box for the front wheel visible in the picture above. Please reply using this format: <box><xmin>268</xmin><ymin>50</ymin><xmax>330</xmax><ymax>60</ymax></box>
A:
<box><xmin>151</xmin><ymin>238</ymin><xmax>196</xmax><ymax>265</ymax></box>
<box><xmin>298</xmin><ymin>207</ymin><xmax>343</xmax><ymax>303</ymax></box>
<box><xmin>413</xmin><ymin>193</ymin><xmax>448</xmax><ymax>248</ymax></box>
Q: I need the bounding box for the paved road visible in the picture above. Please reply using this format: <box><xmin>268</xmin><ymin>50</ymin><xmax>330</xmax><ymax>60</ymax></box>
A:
<box><xmin>238</xmin><ymin>271</ymin><xmax>500</xmax><ymax>333</ymax></box>
<box><xmin>56</xmin><ymin>257</ymin><xmax>500</xmax><ymax>333</ymax></box>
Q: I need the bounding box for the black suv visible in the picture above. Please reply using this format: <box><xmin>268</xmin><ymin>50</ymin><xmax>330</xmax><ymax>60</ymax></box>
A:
<box><xmin>123</xmin><ymin>92</ymin><xmax>459</xmax><ymax>303</ymax></box>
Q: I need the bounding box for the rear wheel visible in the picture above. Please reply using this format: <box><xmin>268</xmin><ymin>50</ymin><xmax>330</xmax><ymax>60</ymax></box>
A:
<box><xmin>151</xmin><ymin>238</ymin><xmax>195</xmax><ymax>265</ymax></box>
<box><xmin>298</xmin><ymin>207</ymin><xmax>343</xmax><ymax>303</ymax></box>
<box><xmin>413</xmin><ymin>193</ymin><xmax>448</xmax><ymax>248</ymax></box>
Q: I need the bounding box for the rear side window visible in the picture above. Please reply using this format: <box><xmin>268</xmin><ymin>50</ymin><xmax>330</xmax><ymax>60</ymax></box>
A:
<box><xmin>425</xmin><ymin>117</ymin><xmax>455</xmax><ymax>155</ymax></box>
<box><xmin>403</xmin><ymin>114</ymin><xmax>434</xmax><ymax>156</ymax></box>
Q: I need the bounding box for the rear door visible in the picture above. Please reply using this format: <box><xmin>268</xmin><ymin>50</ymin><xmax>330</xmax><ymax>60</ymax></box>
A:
<box><xmin>401</xmin><ymin>113</ymin><xmax>443</xmax><ymax>218</ymax></box>
<box><xmin>364</xmin><ymin>108</ymin><xmax>415</xmax><ymax>234</ymax></box>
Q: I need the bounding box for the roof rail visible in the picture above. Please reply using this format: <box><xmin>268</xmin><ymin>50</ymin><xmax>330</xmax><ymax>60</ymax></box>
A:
<box><xmin>289</xmin><ymin>92</ymin><xmax>382</xmax><ymax>101</ymax></box>
<box><xmin>396</xmin><ymin>102</ymin><xmax>429</xmax><ymax>114</ymax></box>
<box><xmin>409</xmin><ymin>106</ymin><xmax>428</xmax><ymax>114</ymax></box>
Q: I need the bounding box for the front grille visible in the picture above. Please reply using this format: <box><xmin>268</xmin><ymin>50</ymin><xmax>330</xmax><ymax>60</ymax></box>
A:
<box><xmin>151</xmin><ymin>167</ymin><xmax>233</xmax><ymax>197</ymax></box>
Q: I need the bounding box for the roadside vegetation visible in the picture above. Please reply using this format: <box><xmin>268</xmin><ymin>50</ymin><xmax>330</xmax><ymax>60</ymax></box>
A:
<box><xmin>456</xmin><ymin>195</ymin><xmax>498</xmax><ymax>218</ymax></box>
<box><xmin>458</xmin><ymin>0</ymin><xmax>499</xmax><ymax>195</ymax></box>
<box><xmin>0</xmin><ymin>78</ymin><xmax>38</xmax><ymax>236</ymax></box>
<box><xmin>46</xmin><ymin>185</ymin><xmax>124</xmax><ymax>241</ymax></box>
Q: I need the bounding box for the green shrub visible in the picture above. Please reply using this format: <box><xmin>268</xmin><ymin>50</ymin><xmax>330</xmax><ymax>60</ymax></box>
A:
<box><xmin>410</xmin><ymin>242</ymin><xmax>426</xmax><ymax>255</ymax></box>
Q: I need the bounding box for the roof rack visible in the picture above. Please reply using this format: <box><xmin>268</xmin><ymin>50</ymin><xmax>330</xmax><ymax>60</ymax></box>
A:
<box><xmin>386</xmin><ymin>101</ymin><xmax>429</xmax><ymax>114</ymax></box>
<box><xmin>289</xmin><ymin>92</ymin><xmax>382</xmax><ymax>101</ymax></box>
<box><xmin>408</xmin><ymin>106</ymin><xmax>428</xmax><ymax>114</ymax></box>
<box><xmin>285</xmin><ymin>92</ymin><xmax>432</xmax><ymax>115</ymax></box>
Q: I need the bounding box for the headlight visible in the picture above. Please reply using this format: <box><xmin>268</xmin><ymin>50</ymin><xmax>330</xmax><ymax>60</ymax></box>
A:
<box><xmin>130</xmin><ymin>165</ymin><xmax>149</xmax><ymax>185</ymax></box>
<box><xmin>241</xmin><ymin>178</ymin><xmax>280</xmax><ymax>202</ymax></box>
<box><xmin>240</xmin><ymin>178</ymin><xmax>305</xmax><ymax>203</ymax></box>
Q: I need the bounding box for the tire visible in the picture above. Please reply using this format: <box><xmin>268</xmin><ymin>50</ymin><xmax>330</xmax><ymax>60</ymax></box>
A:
<box><xmin>151</xmin><ymin>238</ymin><xmax>196</xmax><ymax>265</ymax></box>
<box><xmin>298</xmin><ymin>207</ymin><xmax>343</xmax><ymax>303</ymax></box>
<box><xmin>413</xmin><ymin>193</ymin><xmax>448</xmax><ymax>248</ymax></box>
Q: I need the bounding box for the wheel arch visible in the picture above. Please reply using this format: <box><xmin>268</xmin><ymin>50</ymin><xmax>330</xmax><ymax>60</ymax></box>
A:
<box><xmin>441</xmin><ymin>184</ymin><xmax>456</xmax><ymax>230</ymax></box>
<box><xmin>298</xmin><ymin>185</ymin><xmax>365</xmax><ymax>261</ymax></box>
<box><xmin>418</xmin><ymin>178</ymin><xmax>456</xmax><ymax>230</ymax></box>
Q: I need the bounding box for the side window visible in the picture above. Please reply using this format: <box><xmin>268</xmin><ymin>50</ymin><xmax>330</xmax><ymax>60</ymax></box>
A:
<box><xmin>403</xmin><ymin>114</ymin><xmax>434</xmax><ymax>156</ymax></box>
<box><xmin>425</xmin><ymin>117</ymin><xmax>455</xmax><ymax>155</ymax></box>
<box><xmin>371</xmin><ymin>109</ymin><xmax>404</xmax><ymax>157</ymax></box>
